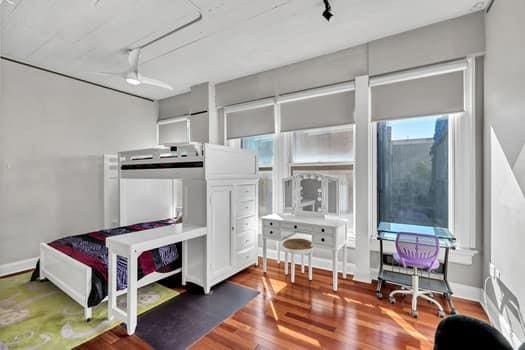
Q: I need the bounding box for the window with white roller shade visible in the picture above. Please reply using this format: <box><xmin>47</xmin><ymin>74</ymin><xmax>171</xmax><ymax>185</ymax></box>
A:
<box><xmin>280</xmin><ymin>91</ymin><xmax>355</xmax><ymax>132</ymax></box>
<box><xmin>189</xmin><ymin>113</ymin><xmax>209</xmax><ymax>143</ymax></box>
<box><xmin>371</xmin><ymin>71</ymin><xmax>464</xmax><ymax>121</ymax></box>
<box><xmin>158</xmin><ymin>120</ymin><xmax>188</xmax><ymax>144</ymax></box>
<box><xmin>226</xmin><ymin>105</ymin><xmax>274</xmax><ymax>139</ymax></box>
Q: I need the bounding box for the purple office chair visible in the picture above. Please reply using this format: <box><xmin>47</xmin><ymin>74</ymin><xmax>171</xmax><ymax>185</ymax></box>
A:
<box><xmin>388</xmin><ymin>232</ymin><xmax>445</xmax><ymax>318</ymax></box>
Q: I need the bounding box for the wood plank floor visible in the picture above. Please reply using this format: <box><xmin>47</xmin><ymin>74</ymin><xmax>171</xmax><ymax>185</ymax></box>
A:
<box><xmin>79</xmin><ymin>258</ymin><xmax>487</xmax><ymax>349</ymax></box>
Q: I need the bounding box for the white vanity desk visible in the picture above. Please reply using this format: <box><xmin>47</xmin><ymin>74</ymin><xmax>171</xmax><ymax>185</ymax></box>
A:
<box><xmin>261</xmin><ymin>213</ymin><xmax>348</xmax><ymax>290</ymax></box>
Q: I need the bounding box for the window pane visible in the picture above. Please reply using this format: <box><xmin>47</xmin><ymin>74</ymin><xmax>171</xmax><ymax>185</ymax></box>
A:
<box><xmin>377</xmin><ymin>116</ymin><xmax>449</xmax><ymax>228</ymax></box>
<box><xmin>241</xmin><ymin>134</ymin><xmax>274</xmax><ymax>215</ymax></box>
<box><xmin>241</xmin><ymin>134</ymin><xmax>274</xmax><ymax>167</ymax></box>
<box><xmin>292</xmin><ymin>126</ymin><xmax>354</xmax><ymax>163</ymax></box>
<box><xmin>259</xmin><ymin>171</ymin><xmax>273</xmax><ymax>217</ymax></box>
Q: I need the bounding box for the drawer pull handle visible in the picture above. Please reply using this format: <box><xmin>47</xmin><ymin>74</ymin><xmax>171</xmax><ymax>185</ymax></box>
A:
<box><xmin>294</xmin><ymin>225</ymin><xmax>298</xmax><ymax>229</ymax></box>
<box><xmin>232</xmin><ymin>226</ymin><xmax>235</xmax><ymax>231</ymax></box>
<box><xmin>321</xmin><ymin>238</ymin><xmax>325</xmax><ymax>242</ymax></box>
<box><xmin>269</xmin><ymin>231</ymin><xmax>273</xmax><ymax>234</ymax></box>
<box><xmin>270</xmin><ymin>222</ymin><xmax>273</xmax><ymax>226</ymax></box>
<box><xmin>321</xmin><ymin>228</ymin><xmax>325</xmax><ymax>233</ymax></box>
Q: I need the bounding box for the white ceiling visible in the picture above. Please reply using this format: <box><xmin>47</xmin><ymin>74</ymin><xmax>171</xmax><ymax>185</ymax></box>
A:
<box><xmin>1</xmin><ymin>0</ymin><xmax>484</xmax><ymax>100</ymax></box>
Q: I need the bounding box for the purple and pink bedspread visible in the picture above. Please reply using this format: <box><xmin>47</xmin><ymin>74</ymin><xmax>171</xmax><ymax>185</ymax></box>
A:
<box><xmin>32</xmin><ymin>218</ymin><xmax>182</xmax><ymax>307</ymax></box>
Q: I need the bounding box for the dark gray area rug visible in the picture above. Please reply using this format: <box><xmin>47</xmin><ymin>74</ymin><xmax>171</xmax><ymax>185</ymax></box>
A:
<box><xmin>135</xmin><ymin>281</ymin><xmax>259</xmax><ymax>350</ymax></box>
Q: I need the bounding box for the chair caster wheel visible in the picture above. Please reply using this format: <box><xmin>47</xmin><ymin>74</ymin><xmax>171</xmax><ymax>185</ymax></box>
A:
<box><xmin>388</xmin><ymin>296</ymin><xmax>396</xmax><ymax>304</ymax></box>
<box><xmin>410</xmin><ymin>310</ymin><xmax>418</xmax><ymax>318</ymax></box>
<box><xmin>376</xmin><ymin>292</ymin><xmax>383</xmax><ymax>299</ymax></box>
<box><xmin>438</xmin><ymin>310</ymin><xmax>446</xmax><ymax>318</ymax></box>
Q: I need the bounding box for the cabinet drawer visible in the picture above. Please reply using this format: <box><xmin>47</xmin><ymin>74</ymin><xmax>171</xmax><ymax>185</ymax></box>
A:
<box><xmin>236</xmin><ymin>231</ymin><xmax>256</xmax><ymax>251</ymax></box>
<box><xmin>238</xmin><ymin>184</ymin><xmax>256</xmax><ymax>201</ymax></box>
<box><xmin>312</xmin><ymin>226</ymin><xmax>335</xmax><ymax>235</ymax></box>
<box><xmin>237</xmin><ymin>200</ymin><xmax>256</xmax><ymax>217</ymax></box>
<box><xmin>237</xmin><ymin>216</ymin><xmax>257</xmax><ymax>234</ymax></box>
<box><xmin>312</xmin><ymin>231</ymin><xmax>335</xmax><ymax>247</ymax></box>
<box><xmin>263</xmin><ymin>226</ymin><xmax>282</xmax><ymax>240</ymax></box>
<box><xmin>280</xmin><ymin>222</ymin><xmax>312</xmax><ymax>233</ymax></box>
<box><xmin>235</xmin><ymin>247</ymin><xmax>257</xmax><ymax>267</ymax></box>
<box><xmin>262</xmin><ymin>219</ymin><xmax>279</xmax><ymax>228</ymax></box>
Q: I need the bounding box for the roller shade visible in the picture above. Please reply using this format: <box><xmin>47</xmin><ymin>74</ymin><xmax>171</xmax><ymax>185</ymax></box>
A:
<box><xmin>280</xmin><ymin>91</ymin><xmax>355</xmax><ymax>132</ymax></box>
<box><xmin>226</xmin><ymin>105</ymin><xmax>274</xmax><ymax>139</ymax></box>
<box><xmin>189</xmin><ymin>113</ymin><xmax>209</xmax><ymax>143</ymax></box>
<box><xmin>158</xmin><ymin>120</ymin><xmax>188</xmax><ymax>144</ymax></box>
<box><xmin>371</xmin><ymin>71</ymin><xmax>464</xmax><ymax>121</ymax></box>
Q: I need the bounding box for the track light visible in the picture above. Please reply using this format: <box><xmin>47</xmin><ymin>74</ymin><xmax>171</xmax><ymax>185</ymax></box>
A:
<box><xmin>322</xmin><ymin>0</ymin><xmax>334</xmax><ymax>21</ymax></box>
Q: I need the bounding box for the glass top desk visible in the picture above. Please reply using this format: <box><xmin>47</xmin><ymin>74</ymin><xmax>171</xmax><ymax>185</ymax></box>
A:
<box><xmin>376</xmin><ymin>222</ymin><xmax>457</xmax><ymax>314</ymax></box>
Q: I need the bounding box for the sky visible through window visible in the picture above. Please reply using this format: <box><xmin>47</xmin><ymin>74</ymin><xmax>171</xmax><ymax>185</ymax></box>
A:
<box><xmin>390</xmin><ymin>116</ymin><xmax>440</xmax><ymax>140</ymax></box>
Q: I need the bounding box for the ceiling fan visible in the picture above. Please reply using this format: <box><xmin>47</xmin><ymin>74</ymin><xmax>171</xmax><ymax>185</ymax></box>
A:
<box><xmin>96</xmin><ymin>48</ymin><xmax>173</xmax><ymax>90</ymax></box>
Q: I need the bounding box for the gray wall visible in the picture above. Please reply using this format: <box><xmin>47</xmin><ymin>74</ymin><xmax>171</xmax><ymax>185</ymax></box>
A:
<box><xmin>483</xmin><ymin>0</ymin><xmax>525</xmax><ymax>337</ymax></box>
<box><xmin>0</xmin><ymin>59</ymin><xmax>158</xmax><ymax>265</ymax></box>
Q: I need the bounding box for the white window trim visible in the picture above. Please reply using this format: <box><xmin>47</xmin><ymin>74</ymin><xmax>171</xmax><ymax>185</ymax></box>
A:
<box><xmin>370</xmin><ymin>59</ymin><xmax>479</xmax><ymax>264</ymax></box>
<box><xmin>156</xmin><ymin>115</ymin><xmax>190</xmax><ymax>145</ymax></box>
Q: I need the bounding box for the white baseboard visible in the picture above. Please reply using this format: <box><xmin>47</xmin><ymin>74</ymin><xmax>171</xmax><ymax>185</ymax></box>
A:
<box><xmin>449</xmin><ymin>282</ymin><xmax>483</xmax><ymax>302</ymax></box>
<box><xmin>258</xmin><ymin>247</ymin><xmax>482</xmax><ymax>302</ymax></box>
<box><xmin>0</xmin><ymin>257</ymin><xmax>38</xmax><ymax>277</ymax></box>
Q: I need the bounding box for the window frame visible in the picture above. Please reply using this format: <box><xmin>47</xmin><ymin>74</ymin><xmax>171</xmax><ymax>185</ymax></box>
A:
<box><xmin>370</xmin><ymin>58</ymin><xmax>478</xmax><ymax>256</ymax></box>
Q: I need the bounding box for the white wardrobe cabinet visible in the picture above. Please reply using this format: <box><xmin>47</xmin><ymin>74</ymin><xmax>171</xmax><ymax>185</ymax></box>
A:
<box><xmin>207</xmin><ymin>180</ymin><xmax>259</xmax><ymax>287</ymax></box>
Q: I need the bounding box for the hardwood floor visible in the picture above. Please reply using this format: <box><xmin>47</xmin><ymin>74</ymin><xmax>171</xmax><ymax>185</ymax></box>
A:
<box><xmin>79</xmin><ymin>258</ymin><xmax>487</xmax><ymax>349</ymax></box>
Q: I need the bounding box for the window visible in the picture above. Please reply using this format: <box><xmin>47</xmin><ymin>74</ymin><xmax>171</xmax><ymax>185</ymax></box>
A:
<box><xmin>292</xmin><ymin>125</ymin><xmax>354</xmax><ymax>163</ymax></box>
<box><xmin>290</xmin><ymin>126</ymin><xmax>354</xmax><ymax>223</ymax></box>
<box><xmin>240</xmin><ymin>134</ymin><xmax>274</xmax><ymax>216</ymax></box>
<box><xmin>241</xmin><ymin>134</ymin><xmax>274</xmax><ymax>167</ymax></box>
<box><xmin>377</xmin><ymin>115</ymin><xmax>450</xmax><ymax>228</ymax></box>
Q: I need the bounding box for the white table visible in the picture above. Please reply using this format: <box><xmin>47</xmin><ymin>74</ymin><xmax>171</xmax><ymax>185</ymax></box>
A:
<box><xmin>261</xmin><ymin>213</ymin><xmax>348</xmax><ymax>291</ymax></box>
<box><xmin>106</xmin><ymin>224</ymin><xmax>207</xmax><ymax>335</ymax></box>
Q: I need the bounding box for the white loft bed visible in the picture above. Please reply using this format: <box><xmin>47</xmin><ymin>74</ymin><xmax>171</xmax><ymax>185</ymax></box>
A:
<box><xmin>39</xmin><ymin>143</ymin><xmax>259</xmax><ymax>321</ymax></box>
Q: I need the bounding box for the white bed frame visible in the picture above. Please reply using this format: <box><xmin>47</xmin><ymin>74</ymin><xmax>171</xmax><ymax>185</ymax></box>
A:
<box><xmin>39</xmin><ymin>143</ymin><xmax>258</xmax><ymax>321</ymax></box>
<box><xmin>39</xmin><ymin>242</ymin><xmax>181</xmax><ymax>320</ymax></box>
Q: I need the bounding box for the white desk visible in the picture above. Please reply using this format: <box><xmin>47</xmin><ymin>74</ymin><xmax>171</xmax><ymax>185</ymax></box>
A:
<box><xmin>106</xmin><ymin>224</ymin><xmax>207</xmax><ymax>335</ymax></box>
<box><xmin>261</xmin><ymin>213</ymin><xmax>348</xmax><ymax>291</ymax></box>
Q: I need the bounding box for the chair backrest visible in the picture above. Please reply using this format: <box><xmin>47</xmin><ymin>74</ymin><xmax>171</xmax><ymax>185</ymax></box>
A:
<box><xmin>395</xmin><ymin>232</ymin><xmax>440</xmax><ymax>270</ymax></box>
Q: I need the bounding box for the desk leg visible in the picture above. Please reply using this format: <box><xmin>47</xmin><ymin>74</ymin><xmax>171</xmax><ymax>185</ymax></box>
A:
<box><xmin>332</xmin><ymin>249</ymin><xmax>338</xmax><ymax>291</ymax></box>
<box><xmin>126</xmin><ymin>252</ymin><xmax>138</xmax><ymax>335</ymax></box>
<box><xmin>107</xmin><ymin>251</ymin><xmax>117</xmax><ymax>321</ymax></box>
<box><xmin>181</xmin><ymin>240</ymin><xmax>187</xmax><ymax>286</ymax></box>
<box><xmin>375</xmin><ymin>240</ymin><xmax>384</xmax><ymax>299</ymax></box>
<box><xmin>263</xmin><ymin>237</ymin><xmax>268</xmax><ymax>273</ymax></box>
<box><xmin>343</xmin><ymin>245</ymin><xmax>347</xmax><ymax>279</ymax></box>
<box><xmin>277</xmin><ymin>243</ymin><xmax>281</xmax><ymax>265</ymax></box>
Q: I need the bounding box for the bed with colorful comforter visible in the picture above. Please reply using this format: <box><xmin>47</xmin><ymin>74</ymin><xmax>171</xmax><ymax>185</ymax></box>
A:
<box><xmin>31</xmin><ymin>218</ymin><xmax>182</xmax><ymax>307</ymax></box>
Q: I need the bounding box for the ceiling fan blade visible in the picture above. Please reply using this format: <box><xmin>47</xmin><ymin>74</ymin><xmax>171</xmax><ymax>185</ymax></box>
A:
<box><xmin>128</xmin><ymin>49</ymin><xmax>141</xmax><ymax>72</ymax></box>
<box><xmin>139</xmin><ymin>76</ymin><xmax>173</xmax><ymax>90</ymax></box>
<box><xmin>91</xmin><ymin>71</ymin><xmax>124</xmax><ymax>78</ymax></box>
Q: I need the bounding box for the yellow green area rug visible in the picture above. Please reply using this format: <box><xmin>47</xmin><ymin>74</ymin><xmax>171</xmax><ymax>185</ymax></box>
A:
<box><xmin>0</xmin><ymin>272</ymin><xmax>179</xmax><ymax>349</ymax></box>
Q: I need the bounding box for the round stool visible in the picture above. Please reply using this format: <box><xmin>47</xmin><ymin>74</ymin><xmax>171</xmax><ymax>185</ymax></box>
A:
<box><xmin>282</xmin><ymin>238</ymin><xmax>313</xmax><ymax>283</ymax></box>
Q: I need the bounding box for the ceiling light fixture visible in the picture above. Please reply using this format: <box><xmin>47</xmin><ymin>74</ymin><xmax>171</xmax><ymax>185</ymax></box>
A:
<box><xmin>322</xmin><ymin>0</ymin><xmax>334</xmax><ymax>22</ymax></box>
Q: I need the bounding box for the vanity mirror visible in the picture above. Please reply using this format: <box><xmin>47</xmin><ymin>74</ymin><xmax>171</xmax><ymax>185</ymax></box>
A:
<box><xmin>283</xmin><ymin>173</ymin><xmax>341</xmax><ymax>217</ymax></box>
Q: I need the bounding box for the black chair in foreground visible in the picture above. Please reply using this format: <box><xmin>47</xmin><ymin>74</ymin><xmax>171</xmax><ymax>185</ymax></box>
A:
<box><xmin>434</xmin><ymin>315</ymin><xmax>525</xmax><ymax>350</ymax></box>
